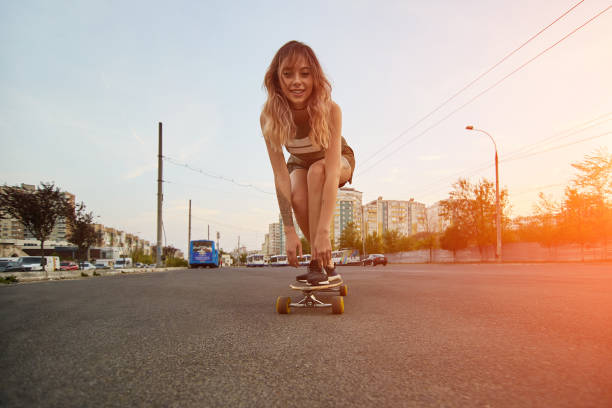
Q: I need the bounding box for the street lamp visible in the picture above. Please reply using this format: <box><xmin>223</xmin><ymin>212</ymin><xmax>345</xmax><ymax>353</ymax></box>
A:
<box><xmin>465</xmin><ymin>125</ymin><xmax>502</xmax><ymax>262</ymax></box>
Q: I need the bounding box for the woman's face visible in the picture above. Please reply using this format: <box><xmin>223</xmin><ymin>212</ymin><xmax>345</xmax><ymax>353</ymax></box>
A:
<box><xmin>278</xmin><ymin>55</ymin><xmax>313</xmax><ymax>109</ymax></box>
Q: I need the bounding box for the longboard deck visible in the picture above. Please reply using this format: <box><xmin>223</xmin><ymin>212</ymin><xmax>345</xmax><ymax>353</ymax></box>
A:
<box><xmin>290</xmin><ymin>279</ymin><xmax>344</xmax><ymax>291</ymax></box>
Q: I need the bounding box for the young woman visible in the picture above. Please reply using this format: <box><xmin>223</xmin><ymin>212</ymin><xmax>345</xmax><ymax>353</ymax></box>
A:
<box><xmin>261</xmin><ymin>40</ymin><xmax>355</xmax><ymax>285</ymax></box>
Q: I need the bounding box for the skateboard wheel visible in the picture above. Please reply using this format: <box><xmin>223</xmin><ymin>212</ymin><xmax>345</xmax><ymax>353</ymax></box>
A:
<box><xmin>331</xmin><ymin>296</ymin><xmax>344</xmax><ymax>314</ymax></box>
<box><xmin>339</xmin><ymin>285</ymin><xmax>348</xmax><ymax>297</ymax></box>
<box><xmin>276</xmin><ymin>296</ymin><xmax>291</xmax><ymax>314</ymax></box>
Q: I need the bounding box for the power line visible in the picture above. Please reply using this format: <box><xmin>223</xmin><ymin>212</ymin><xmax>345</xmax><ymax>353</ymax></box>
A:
<box><xmin>191</xmin><ymin>214</ymin><xmax>265</xmax><ymax>235</ymax></box>
<box><xmin>502</xmin><ymin>112</ymin><xmax>612</xmax><ymax>161</ymax></box>
<box><xmin>164</xmin><ymin>179</ymin><xmax>272</xmax><ymax>201</ymax></box>
<box><xmin>358</xmin><ymin>0</ymin><xmax>587</xmax><ymax>169</ymax></box>
<box><xmin>512</xmin><ymin>183</ymin><xmax>566</xmax><ymax>197</ymax></box>
<box><xmin>412</xmin><ymin>128</ymin><xmax>611</xmax><ymax>200</ymax></box>
<box><xmin>357</xmin><ymin>4</ymin><xmax>611</xmax><ymax>177</ymax></box>
<box><xmin>502</xmin><ymin>130</ymin><xmax>611</xmax><ymax>163</ymax></box>
<box><xmin>163</xmin><ymin>155</ymin><xmax>274</xmax><ymax>195</ymax></box>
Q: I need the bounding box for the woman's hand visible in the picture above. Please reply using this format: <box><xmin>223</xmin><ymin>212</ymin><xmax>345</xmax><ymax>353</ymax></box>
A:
<box><xmin>312</xmin><ymin>231</ymin><xmax>332</xmax><ymax>267</ymax></box>
<box><xmin>285</xmin><ymin>230</ymin><xmax>302</xmax><ymax>267</ymax></box>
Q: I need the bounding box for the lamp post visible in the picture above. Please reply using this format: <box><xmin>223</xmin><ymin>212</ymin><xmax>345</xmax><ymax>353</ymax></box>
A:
<box><xmin>466</xmin><ymin>125</ymin><xmax>502</xmax><ymax>262</ymax></box>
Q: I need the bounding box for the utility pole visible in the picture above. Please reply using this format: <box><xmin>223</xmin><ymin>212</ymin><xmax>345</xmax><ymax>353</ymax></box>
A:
<box><xmin>156</xmin><ymin>122</ymin><xmax>163</xmax><ymax>267</ymax></box>
<box><xmin>188</xmin><ymin>199</ymin><xmax>191</xmax><ymax>247</ymax></box>
<box><xmin>208</xmin><ymin>224</ymin><xmax>210</xmax><ymax>240</ymax></box>
<box><xmin>466</xmin><ymin>125</ymin><xmax>502</xmax><ymax>262</ymax></box>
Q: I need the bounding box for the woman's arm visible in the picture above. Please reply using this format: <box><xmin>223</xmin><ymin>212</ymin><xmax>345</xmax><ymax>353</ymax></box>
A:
<box><xmin>261</xmin><ymin>114</ymin><xmax>302</xmax><ymax>267</ymax></box>
<box><xmin>313</xmin><ymin>103</ymin><xmax>343</xmax><ymax>266</ymax></box>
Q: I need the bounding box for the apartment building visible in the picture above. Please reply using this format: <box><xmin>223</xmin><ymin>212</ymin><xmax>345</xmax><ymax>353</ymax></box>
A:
<box><xmin>1</xmin><ymin>184</ymin><xmax>75</xmax><ymax>242</ymax></box>
<box><xmin>426</xmin><ymin>201</ymin><xmax>450</xmax><ymax>233</ymax></box>
<box><xmin>363</xmin><ymin>196</ymin><xmax>426</xmax><ymax>237</ymax></box>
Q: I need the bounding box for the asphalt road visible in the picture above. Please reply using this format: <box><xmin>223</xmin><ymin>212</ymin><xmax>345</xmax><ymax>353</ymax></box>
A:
<box><xmin>1</xmin><ymin>263</ymin><xmax>611</xmax><ymax>407</ymax></box>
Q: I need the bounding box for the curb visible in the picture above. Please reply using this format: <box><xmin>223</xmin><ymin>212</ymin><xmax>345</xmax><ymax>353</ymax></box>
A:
<box><xmin>1</xmin><ymin>267</ymin><xmax>186</xmax><ymax>283</ymax></box>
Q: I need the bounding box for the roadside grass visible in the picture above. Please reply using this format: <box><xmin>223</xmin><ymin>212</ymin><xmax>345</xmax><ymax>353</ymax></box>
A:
<box><xmin>0</xmin><ymin>275</ymin><xmax>19</xmax><ymax>284</ymax></box>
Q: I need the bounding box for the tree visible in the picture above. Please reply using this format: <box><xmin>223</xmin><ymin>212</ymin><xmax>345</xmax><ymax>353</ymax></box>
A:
<box><xmin>365</xmin><ymin>232</ymin><xmax>383</xmax><ymax>254</ymax></box>
<box><xmin>300</xmin><ymin>237</ymin><xmax>311</xmax><ymax>255</ymax></box>
<box><xmin>568</xmin><ymin>148</ymin><xmax>611</xmax><ymax>259</ymax></box>
<box><xmin>560</xmin><ymin>188</ymin><xmax>599</xmax><ymax>261</ymax></box>
<box><xmin>151</xmin><ymin>245</ymin><xmax>180</xmax><ymax>265</ymax></box>
<box><xmin>413</xmin><ymin>232</ymin><xmax>439</xmax><ymax>263</ymax></box>
<box><xmin>440</xmin><ymin>178</ymin><xmax>509</xmax><ymax>260</ymax></box>
<box><xmin>66</xmin><ymin>202</ymin><xmax>102</xmax><ymax>265</ymax></box>
<box><xmin>0</xmin><ymin>182</ymin><xmax>70</xmax><ymax>278</ymax></box>
<box><xmin>531</xmin><ymin>193</ymin><xmax>562</xmax><ymax>256</ymax></box>
<box><xmin>338</xmin><ymin>222</ymin><xmax>362</xmax><ymax>252</ymax></box>
<box><xmin>440</xmin><ymin>225</ymin><xmax>468</xmax><ymax>262</ymax></box>
<box><xmin>382</xmin><ymin>229</ymin><xmax>403</xmax><ymax>254</ymax></box>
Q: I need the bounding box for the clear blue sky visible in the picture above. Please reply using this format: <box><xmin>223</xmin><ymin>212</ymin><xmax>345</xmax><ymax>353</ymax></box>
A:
<box><xmin>1</xmin><ymin>0</ymin><xmax>611</xmax><ymax>255</ymax></box>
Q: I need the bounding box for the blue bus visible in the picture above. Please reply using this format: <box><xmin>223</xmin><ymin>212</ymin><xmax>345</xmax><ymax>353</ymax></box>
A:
<box><xmin>189</xmin><ymin>240</ymin><xmax>219</xmax><ymax>268</ymax></box>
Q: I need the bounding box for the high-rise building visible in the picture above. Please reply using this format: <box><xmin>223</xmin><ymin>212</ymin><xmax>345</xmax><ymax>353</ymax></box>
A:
<box><xmin>1</xmin><ymin>184</ymin><xmax>74</xmax><ymax>242</ymax></box>
<box><xmin>331</xmin><ymin>187</ymin><xmax>363</xmax><ymax>246</ymax></box>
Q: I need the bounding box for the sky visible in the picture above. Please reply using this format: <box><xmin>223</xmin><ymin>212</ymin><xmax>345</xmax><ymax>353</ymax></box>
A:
<box><xmin>1</xmin><ymin>0</ymin><xmax>611</xmax><ymax>256</ymax></box>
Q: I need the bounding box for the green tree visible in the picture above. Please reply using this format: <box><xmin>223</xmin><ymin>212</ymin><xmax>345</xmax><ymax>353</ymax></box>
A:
<box><xmin>440</xmin><ymin>225</ymin><xmax>468</xmax><ymax>262</ymax></box>
<box><xmin>531</xmin><ymin>193</ymin><xmax>562</xmax><ymax>256</ymax></box>
<box><xmin>560</xmin><ymin>188</ymin><xmax>599</xmax><ymax>261</ymax></box>
<box><xmin>414</xmin><ymin>231</ymin><xmax>439</xmax><ymax>263</ymax></box>
<box><xmin>300</xmin><ymin>237</ymin><xmax>311</xmax><ymax>255</ymax></box>
<box><xmin>365</xmin><ymin>232</ymin><xmax>383</xmax><ymax>254</ymax></box>
<box><xmin>440</xmin><ymin>178</ymin><xmax>509</xmax><ymax>260</ymax></box>
<box><xmin>568</xmin><ymin>147</ymin><xmax>611</xmax><ymax>259</ymax></box>
<box><xmin>0</xmin><ymin>182</ymin><xmax>70</xmax><ymax>277</ymax></box>
<box><xmin>338</xmin><ymin>222</ymin><xmax>362</xmax><ymax>252</ymax></box>
<box><xmin>382</xmin><ymin>229</ymin><xmax>403</xmax><ymax>254</ymax></box>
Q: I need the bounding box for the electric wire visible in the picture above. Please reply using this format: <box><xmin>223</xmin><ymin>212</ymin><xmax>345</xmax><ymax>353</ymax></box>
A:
<box><xmin>191</xmin><ymin>215</ymin><xmax>264</xmax><ymax>235</ymax></box>
<box><xmin>163</xmin><ymin>155</ymin><xmax>274</xmax><ymax>195</ymax></box>
<box><xmin>358</xmin><ymin>0</ymin><xmax>587</xmax><ymax>169</ymax></box>
<box><xmin>413</xmin><ymin>129</ymin><xmax>611</xmax><ymax>200</ymax></box>
<box><xmin>357</xmin><ymin>4</ymin><xmax>611</xmax><ymax>177</ymax></box>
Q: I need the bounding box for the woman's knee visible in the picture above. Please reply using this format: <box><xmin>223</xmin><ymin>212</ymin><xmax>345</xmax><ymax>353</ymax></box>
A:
<box><xmin>291</xmin><ymin>187</ymin><xmax>308</xmax><ymax>211</ymax></box>
<box><xmin>307</xmin><ymin>161</ymin><xmax>325</xmax><ymax>186</ymax></box>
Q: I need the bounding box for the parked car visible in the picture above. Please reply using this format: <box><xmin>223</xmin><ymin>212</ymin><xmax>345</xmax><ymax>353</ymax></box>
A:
<box><xmin>1</xmin><ymin>260</ymin><xmax>25</xmax><ymax>272</ymax></box>
<box><xmin>60</xmin><ymin>262</ymin><xmax>78</xmax><ymax>271</ymax></box>
<box><xmin>0</xmin><ymin>259</ymin><xmax>14</xmax><ymax>272</ymax></box>
<box><xmin>135</xmin><ymin>263</ymin><xmax>144</xmax><ymax>268</ymax></box>
<box><xmin>362</xmin><ymin>254</ymin><xmax>388</xmax><ymax>266</ymax></box>
<box><xmin>94</xmin><ymin>263</ymin><xmax>110</xmax><ymax>269</ymax></box>
<box><xmin>79</xmin><ymin>262</ymin><xmax>96</xmax><ymax>270</ymax></box>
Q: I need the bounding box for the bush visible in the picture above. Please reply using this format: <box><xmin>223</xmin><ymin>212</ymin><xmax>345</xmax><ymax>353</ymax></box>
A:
<box><xmin>165</xmin><ymin>257</ymin><xmax>188</xmax><ymax>267</ymax></box>
<box><xmin>81</xmin><ymin>272</ymin><xmax>88</xmax><ymax>277</ymax></box>
<box><xmin>93</xmin><ymin>271</ymin><xmax>100</xmax><ymax>276</ymax></box>
<box><xmin>0</xmin><ymin>275</ymin><xmax>19</xmax><ymax>284</ymax></box>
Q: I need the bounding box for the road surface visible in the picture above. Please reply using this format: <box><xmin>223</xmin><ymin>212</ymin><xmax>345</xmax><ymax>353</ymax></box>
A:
<box><xmin>1</xmin><ymin>263</ymin><xmax>611</xmax><ymax>407</ymax></box>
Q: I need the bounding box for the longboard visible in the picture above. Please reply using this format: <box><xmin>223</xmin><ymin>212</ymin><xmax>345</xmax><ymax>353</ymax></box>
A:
<box><xmin>276</xmin><ymin>279</ymin><xmax>348</xmax><ymax>315</ymax></box>
<box><xmin>290</xmin><ymin>279</ymin><xmax>345</xmax><ymax>291</ymax></box>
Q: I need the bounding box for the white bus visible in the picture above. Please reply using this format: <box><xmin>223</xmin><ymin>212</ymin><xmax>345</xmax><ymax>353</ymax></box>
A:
<box><xmin>269</xmin><ymin>255</ymin><xmax>288</xmax><ymax>266</ymax></box>
<box><xmin>246</xmin><ymin>254</ymin><xmax>265</xmax><ymax>267</ymax></box>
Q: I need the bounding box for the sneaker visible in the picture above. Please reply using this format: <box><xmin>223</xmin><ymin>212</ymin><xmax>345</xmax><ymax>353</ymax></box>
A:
<box><xmin>324</xmin><ymin>263</ymin><xmax>342</xmax><ymax>282</ymax></box>
<box><xmin>295</xmin><ymin>271</ymin><xmax>309</xmax><ymax>283</ymax></box>
<box><xmin>305</xmin><ymin>260</ymin><xmax>329</xmax><ymax>286</ymax></box>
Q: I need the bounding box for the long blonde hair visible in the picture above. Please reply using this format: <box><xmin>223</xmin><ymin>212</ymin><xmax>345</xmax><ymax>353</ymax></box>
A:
<box><xmin>262</xmin><ymin>41</ymin><xmax>332</xmax><ymax>152</ymax></box>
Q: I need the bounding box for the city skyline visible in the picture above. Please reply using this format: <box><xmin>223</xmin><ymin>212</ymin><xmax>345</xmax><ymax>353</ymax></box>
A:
<box><xmin>2</xmin><ymin>1</ymin><xmax>610</xmax><ymax>256</ymax></box>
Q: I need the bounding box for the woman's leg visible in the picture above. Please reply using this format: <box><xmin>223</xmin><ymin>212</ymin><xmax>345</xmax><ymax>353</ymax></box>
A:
<box><xmin>290</xmin><ymin>169</ymin><xmax>310</xmax><ymax>243</ymax></box>
<box><xmin>306</xmin><ymin>160</ymin><xmax>325</xmax><ymax>262</ymax></box>
<box><xmin>307</xmin><ymin>157</ymin><xmax>352</xmax><ymax>266</ymax></box>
